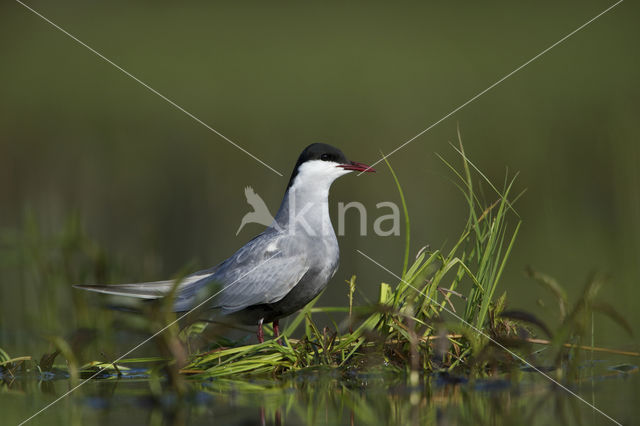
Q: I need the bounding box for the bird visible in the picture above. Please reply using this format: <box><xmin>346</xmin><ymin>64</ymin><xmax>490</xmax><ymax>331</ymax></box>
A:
<box><xmin>75</xmin><ymin>143</ymin><xmax>375</xmax><ymax>343</ymax></box>
<box><xmin>235</xmin><ymin>186</ymin><xmax>274</xmax><ymax>235</ymax></box>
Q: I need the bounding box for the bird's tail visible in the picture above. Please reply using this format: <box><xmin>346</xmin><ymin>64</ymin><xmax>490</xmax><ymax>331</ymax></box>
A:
<box><xmin>73</xmin><ymin>280</ymin><xmax>174</xmax><ymax>299</ymax></box>
<box><xmin>74</xmin><ymin>272</ymin><xmax>214</xmax><ymax>305</ymax></box>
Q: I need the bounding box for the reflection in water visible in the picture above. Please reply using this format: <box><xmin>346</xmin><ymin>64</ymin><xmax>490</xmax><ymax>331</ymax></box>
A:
<box><xmin>2</xmin><ymin>362</ymin><xmax>637</xmax><ymax>425</ymax></box>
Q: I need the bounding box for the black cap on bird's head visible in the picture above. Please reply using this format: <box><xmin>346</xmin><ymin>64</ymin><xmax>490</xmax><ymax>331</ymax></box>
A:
<box><xmin>286</xmin><ymin>143</ymin><xmax>375</xmax><ymax>188</ymax></box>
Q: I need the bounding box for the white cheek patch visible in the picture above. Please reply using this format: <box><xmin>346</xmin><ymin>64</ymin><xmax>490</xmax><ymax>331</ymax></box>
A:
<box><xmin>291</xmin><ymin>160</ymin><xmax>351</xmax><ymax>191</ymax></box>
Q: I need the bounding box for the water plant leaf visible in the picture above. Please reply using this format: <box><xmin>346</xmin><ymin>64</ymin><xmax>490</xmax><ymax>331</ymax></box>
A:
<box><xmin>0</xmin><ymin>347</ymin><xmax>11</xmax><ymax>364</ymax></box>
<box><xmin>383</xmin><ymin>155</ymin><xmax>410</xmax><ymax>278</ymax></box>
<box><xmin>590</xmin><ymin>301</ymin><xmax>633</xmax><ymax>336</ymax></box>
<box><xmin>38</xmin><ymin>350</ymin><xmax>60</xmax><ymax>372</ymax></box>
<box><xmin>379</xmin><ymin>282</ymin><xmax>393</xmax><ymax>306</ymax></box>
<box><xmin>526</xmin><ymin>266</ymin><xmax>568</xmax><ymax>320</ymax></box>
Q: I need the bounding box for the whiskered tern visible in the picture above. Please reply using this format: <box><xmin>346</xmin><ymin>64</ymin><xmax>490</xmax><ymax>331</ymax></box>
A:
<box><xmin>75</xmin><ymin>143</ymin><xmax>375</xmax><ymax>342</ymax></box>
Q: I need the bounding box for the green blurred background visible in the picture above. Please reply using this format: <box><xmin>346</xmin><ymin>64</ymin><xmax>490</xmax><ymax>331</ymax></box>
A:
<box><xmin>1</xmin><ymin>0</ymin><xmax>638</xmax><ymax>358</ymax></box>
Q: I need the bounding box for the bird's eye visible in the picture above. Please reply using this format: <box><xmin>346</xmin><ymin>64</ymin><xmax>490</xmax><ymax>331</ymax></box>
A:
<box><xmin>320</xmin><ymin>153</ymin><xmax>331</xmax><ymax>161</ymax></box>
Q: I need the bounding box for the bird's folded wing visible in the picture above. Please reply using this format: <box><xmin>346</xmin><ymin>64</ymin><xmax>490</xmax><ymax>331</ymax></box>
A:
<box><xmin>212</xmin><ymin>256</ymin><xmax>309</xmax><ymax>314</ymax></box>
<box><xmin>208</xmin><ymin>232</ymin><xmax>310</xmax><ymax>314</ymax></box>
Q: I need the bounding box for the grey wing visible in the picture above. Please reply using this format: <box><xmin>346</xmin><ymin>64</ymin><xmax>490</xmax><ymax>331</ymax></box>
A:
<box><xmin>209</xmin><ymin>232</ymin><xmax>309</xmax><ymax>314</ymax></box>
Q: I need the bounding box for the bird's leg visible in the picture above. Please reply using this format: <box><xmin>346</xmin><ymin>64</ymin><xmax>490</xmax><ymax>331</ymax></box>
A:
<box><xmin>273</xmin><ymin>319</ymin><xmax>284</xmax><ymax>346</ymax></box>
<box><xmin>257</xmin><ymin>318</ymin><xmax>264</xmax><ymax>343</ymax></box>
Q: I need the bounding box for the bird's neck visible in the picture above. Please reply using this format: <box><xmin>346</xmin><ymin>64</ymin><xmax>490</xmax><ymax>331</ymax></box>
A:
<box><xmin>273</xmin><ymin>182</ymin><xmax>334</xmax><ymax>238</ymax></box>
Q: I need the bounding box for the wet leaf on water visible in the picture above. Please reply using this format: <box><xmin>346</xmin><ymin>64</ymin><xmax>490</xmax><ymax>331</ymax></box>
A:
<box><xmin>609</xmin><ymin>364</ymin><xmax>638</xmax><ymax>374</ymax></box>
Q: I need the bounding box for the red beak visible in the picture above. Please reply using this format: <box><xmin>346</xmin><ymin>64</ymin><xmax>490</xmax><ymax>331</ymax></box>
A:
<box><xmin>337</xmin><ymin>161</ymin><xmax>376</xmax><ymax>173</ymax></box>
